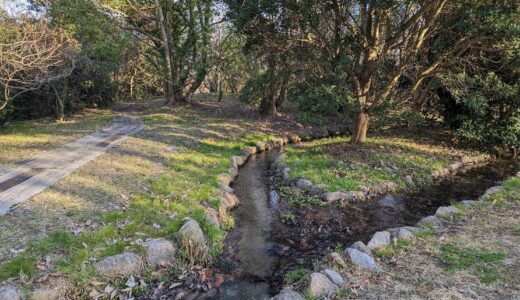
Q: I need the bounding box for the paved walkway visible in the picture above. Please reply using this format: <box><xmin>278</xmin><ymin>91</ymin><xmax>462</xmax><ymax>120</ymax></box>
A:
<box><xmin>0</xmin><ymin>115</ymin><xmax>143</xmax><ymax>216</ymax></box>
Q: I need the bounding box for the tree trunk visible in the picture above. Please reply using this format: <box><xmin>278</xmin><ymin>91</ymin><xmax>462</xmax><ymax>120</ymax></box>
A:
<box><xmin>155</xmin><ymin>0</ymin><xmax>175</xmax><ymax>104</ymax></box>
<box><xmin>351</xmin><ymin>109</ymin><xmax>369</xmax><ymax>143</ymax></box>
<box><xmin>259</xmin><ymin>93</ymin><xmax>278</xmax><ymax>115</ymax></box>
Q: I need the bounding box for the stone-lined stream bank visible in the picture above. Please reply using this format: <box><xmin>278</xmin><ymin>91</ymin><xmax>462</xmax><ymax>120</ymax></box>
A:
<box><xmin>206</xmin><ymin>149</ymin><xmax>518</xmax><ymax>299</ymax></box>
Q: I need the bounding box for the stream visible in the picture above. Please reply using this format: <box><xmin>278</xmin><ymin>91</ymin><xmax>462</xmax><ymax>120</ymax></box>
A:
<box><xmin>207</xmin><ymin>148</ymin><xmax>519</xmax><ymax>299</ymax></box>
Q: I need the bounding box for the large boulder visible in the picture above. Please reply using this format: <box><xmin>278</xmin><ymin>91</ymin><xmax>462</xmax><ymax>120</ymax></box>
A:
<box><xmin>256</xmin><ymin>141</ymin><xmax>267</xmax><ymax>152</ymax></box>
<box><xmin>243</xmin><ymin>146</ymin><xmax>257</xmax><ymax>156</ymax></box>
<box><xmin>288</xmin><ymin>135</ymin><xmax>301</xmax><ymax>143</ymax></box>
<box><xmin>345</xmin><ymin>248</ymin><xmax>381</xmax><ymax>272</ymax></box>
<box><xmin>95</xmin><ymin>252</ymin><xmax>144</xmax><ymax>278</ymax></box>
<box><xmin>178</xmin><ymin>219</ymin><xmax>209</xmax><ymax>263</ymax></box>
<box><xmin>367</xmin><ymin>231</ymin><xmax>391</xmax><ymax>250</ymax></box>
<box><xmin>145</xmin><ymin>238</ymin><xmax>177</xmax><ymax>268</ymax></box>
<box><xmin>270</xmin><ymin>288</ymin><xmax>304</xmax><ymax>300</ymax></box>
<box><xmin>307</xmin><ymin>272</ymin><xmax>338</xmax><ymax>298</ymax></box>
<box><xmin>0</xmin><ymin>287</ymin><xmax>19</xmax><ymax>300</ymax></box>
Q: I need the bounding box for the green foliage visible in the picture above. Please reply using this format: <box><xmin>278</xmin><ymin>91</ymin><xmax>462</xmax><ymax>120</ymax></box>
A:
<box><xmin>0</xmin><ymin>255</ymin><xmax>37</xmax><ymax>281</ymax></box>
<box><xmin>283</xmin><ymin>268</ymin><xmax>310</xmax><ymax>285</ymax></box>
<box><xmin>290</xmin><ymin>84</ymin><xmax>355</xmax><ymax>115</ymax></box>
<box><xmin>280</xmin><ymin>212</ymin><xmax>296</xmax><ymax>225</ymax></box>
<box><xmin>439</xmin><ymin>243</ymin><xmax>505</xmax><ymax>283</ymax></box>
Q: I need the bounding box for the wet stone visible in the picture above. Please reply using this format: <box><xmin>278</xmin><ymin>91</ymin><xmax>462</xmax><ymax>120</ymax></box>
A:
<box><xmin>367</xmin><ymin>231</ymin><xmax>391</xmax><ymax>250</ymax></box>
<box><xmin>0</xmin><ymin>287</ymin><xmax>19</xmax><ymax>300</ymax></box>
<box><xmin>345</xmin><ymin>248</ymin><xmax>381</xmax><ymax>272</ymax></box>
<box><xmin>307</xmin><ymin>272</ymin><xmax>338</xmax><ymax>298</ymax></box>
<box><xmin>217</xmin><ymin>173</ymin><xmax>233</xmax><ymax>186</ymax></box>
<box><xmin>231</xmin><ymin>156</ymin><xmax>247</xmax><ymax>168</ymax></box>
<box><xmin>270</xmin><ymin>288</ymin><xmax>304</xmax><ymax>300</ymax></box>
<box><xmin>95</xmin><ymin>252</ymin><xmax>144</xmax><ymax>278</ymax></box>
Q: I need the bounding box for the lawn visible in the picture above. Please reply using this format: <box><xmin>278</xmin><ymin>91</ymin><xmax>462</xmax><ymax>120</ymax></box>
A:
<box><xmin>283</xmin><ymin>135</ymin><xmax>480</xmax><ymax>193</ymax></box>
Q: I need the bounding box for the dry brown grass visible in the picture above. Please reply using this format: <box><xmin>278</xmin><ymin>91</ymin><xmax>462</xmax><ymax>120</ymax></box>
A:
<box><xmin>341</xmin><ymin>200</ymin><xmax>520</xmax><ymax>299</ymax></box>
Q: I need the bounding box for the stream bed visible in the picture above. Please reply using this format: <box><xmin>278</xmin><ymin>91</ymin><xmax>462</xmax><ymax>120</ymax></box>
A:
<box><xmin>202</xmin><ymin>149</ymin><xmax>518</xmax><ymax>299</ymax></box>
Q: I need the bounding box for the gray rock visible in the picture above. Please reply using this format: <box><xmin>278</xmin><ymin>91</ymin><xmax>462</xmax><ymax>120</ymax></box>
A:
<box><xmin>326</xmin><ymin>252</ymin><xmax>348</xmax><ymax>269</ymax></box>
<box><xmin>449</xmin><ymin>162</ymin><xmax>463</xmax><ymax>171</ymax></box>
<box><xmin>323</xmin><ymin>269</ymin><xmax>345</xmax><ymax>286</ymax></box>
<box><xmin>310</xmin><ymin>184</ymin><xmax>326</xmax><ymax>194</ymax></box>
<box><xmin>461</xmin><ymin>155</ymin><xmax>473</xmax><ymax>164</ymax></box>
<box><xmin>95</xmin><ymin>252</ymin><xmax>144</xmax><ymax>278</ymax></box>
<box><xmin>219</xmin><ymin>191</ymin><xmax>239</xmax><ymax>210</ymax></box>
<box><xmin>480</xmin><ymin>186</ymin><xmax>503</xmax><ymax>200</ymax></box>
<box><xmin>219</xmin><ymin>185</ymin><xmax>234</xmax><ymax>194</ymax></box>
<box><xmin>288</xmin><ymin>135</ymin><xmax>301</xmax><ymax>143</ymax></box>
<box><xmin>344</xmin><ymin>190</ymin><xmax>365</xmax><ymax>200</ymax></box>
<box><xmin>323</xmin><ymin>192</ymin><xmax>354</xmax><ymax>203</ymax></box>
<box><xmin>178</xmin><ymin>219</ymin><xmax>209</xmax><ymax>261</ymax></box>
<box><xmin>270</xmin><ymin>288</ymin><xmax>304</xmax><ymax>300</ymax></box>
<box><xmin>231</xmin><ymin>156</ymin><xmax>247</xmax><ymax>168</ymax></box>
<box><xmin>271</xmin><ymin>138</ymin><xmax>284</xmax><ymax>147</ymax></box>
<box><xmin>395</xmin><ymin>228</ymin><xmax>414</xmax><ymax>241</ymax></box>
<box><xmin>256</xmin><ymin>141</ymin><xmax>267</xmax><ymax>152</ymax></box>
<box><xmin>435</xmin><ymin>206</ymin><xmax>460</xmax><ymax>217</ymax></box>
<box><xmin>460</xmin><ymin>200</ymin><xmax>478</xmax><ymax>207</ymax></box>
<box><xmin>307</xmin><ymin>272</ymin><xmax>338</xmax><ymax>298</ymax></box>
<box><xmin>282</xmin><ymin>167</ymin><xmax>291</xmax><ymax>180</ymax></box>
<box><xmin>0</xmin><ymin>287</ymin><xmax>19</xmax><ymax>300</ymax></box>
<box><xmin>345</xmin><ymin>248</ymin><xmax>381</xmax><ymax>272</ymax></box>
<box><xmin>217</xmin><ymin>173</ymin><xmax>233</xmax><ymax>186</ymax></box>
<box><xmin>204</xmin><ymin>208</ymin><xmax>220</xmax><ymax>229</ymax></box>
<box><xmin>417</xmin><ymin>215</ymin><xmax>443</xmax><ymax>229</ymax></box>
<box><xmin>351</xmin><ymin>241</ymin><xmax>372</xmax><ymax>255</ymax></box>
<box><xmin>227</xmin><ymin>167</ymin><xmax>238</xmax><ymax>179</ymax></box>
<box><xmin>404</xmin><ymin>175</ymin><xmax>414</xmax><ymax>185</ymax></box>
<box><xmin>367</xmin><ymin>231</ymin><xmax>391</xmax><ymax>250</ymax></box>
<box><xmin>296</xmin><ymin>179</ymin><xmax>313</xmax><ymax>189</ymax></box>
<box><xmin>145</xmin><ymin>238</ymin><xmax>177</xmax><ymax>268</ymax></box>
<box><xmin>243</xmin><ymin>146</ymin><xmax>257</xmax><ymax>156</ymax></box>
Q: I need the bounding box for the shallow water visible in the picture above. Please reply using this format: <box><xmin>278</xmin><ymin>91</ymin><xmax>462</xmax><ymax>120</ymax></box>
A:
<box><xmin>212</xmin><ymin>151</ymin><xmax>518</xmax><ymax>299</ymax></box>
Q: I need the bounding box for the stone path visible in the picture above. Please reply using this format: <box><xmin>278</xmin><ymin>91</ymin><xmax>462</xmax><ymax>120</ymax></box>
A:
<box><xmin>0</xmin><ymin>115</ymin><xmax>143</xmax><ymax>216</ymax></box>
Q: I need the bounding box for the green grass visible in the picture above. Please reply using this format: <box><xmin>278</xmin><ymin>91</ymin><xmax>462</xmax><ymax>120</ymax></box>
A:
<box><xmin>0</xmin><ymin>104</ymin><xmax>282</xmax><ymax>290</ymax></box>
<box><xmin>283</xmin><ymin>136</ymin><xmax>468</xmax><ymax>193</ymax></box>
<box><xmin>439</xmin><ymin>243</ymin><xmax>506</xmax><ymax>283</ymax></box>
<box><xmin>284</xmin><ymin>268</ymin><xmax>310</xmax><ymax>285</ymax></box>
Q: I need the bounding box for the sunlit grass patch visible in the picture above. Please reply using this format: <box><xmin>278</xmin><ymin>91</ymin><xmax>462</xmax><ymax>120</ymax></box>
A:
<box><xmin>439</xmin><ymin>243</ymin><xmax>505</xmax><ymax>284</ymax></box>
<box><xmin>284</xmin><ymin>136</ymin><xmax>469</xmax><ymax>193</ymax></box>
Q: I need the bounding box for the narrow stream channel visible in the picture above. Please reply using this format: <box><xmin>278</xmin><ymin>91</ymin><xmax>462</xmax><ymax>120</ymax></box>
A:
<box><xmin>209</xmin><ymin>149</ymin><xmax>518</xmax><ymax>299</ymax></box>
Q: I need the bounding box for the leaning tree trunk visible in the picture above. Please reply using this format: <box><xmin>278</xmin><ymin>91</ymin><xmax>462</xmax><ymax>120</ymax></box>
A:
<box><xmin>155</xmin><ymin>0</ymin><xmax>175</xmax><ymax>104</ymax></box>
<box><xmin>351</xmin><ymin>109</ymin><xmax>369</xmax><ymax>143</ymax></box>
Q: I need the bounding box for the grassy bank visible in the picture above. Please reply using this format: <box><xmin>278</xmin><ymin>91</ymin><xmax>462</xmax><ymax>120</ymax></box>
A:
<box><xmin>283</xmin><ymin>135</ymin><xmax>479</xmax><ymax>193</ymax></box>
<box><xmin>347</xmin><ymin>176</ymin><xmax>520</xmax><ymax>298</ymax></box>
<box><xmin>0</xmin><ymin>99</ymin><xmax>302</xmax><ymax>296</ymax></box>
